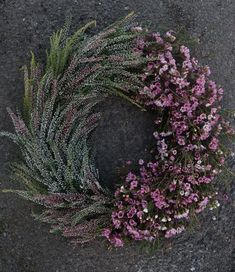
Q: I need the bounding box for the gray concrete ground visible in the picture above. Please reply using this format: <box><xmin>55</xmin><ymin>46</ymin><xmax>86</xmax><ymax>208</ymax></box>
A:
<box><xmin>0</xmin><ymin>0</ymin><xmax>234</xmax><ymax>271</ymax></box>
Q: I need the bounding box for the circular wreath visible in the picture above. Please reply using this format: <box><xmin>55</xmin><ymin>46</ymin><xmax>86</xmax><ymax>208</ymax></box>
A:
<box><xmin>1</xmin><ymin>13</ymin><xmax>234</xmax><ymax>248</ymax></box>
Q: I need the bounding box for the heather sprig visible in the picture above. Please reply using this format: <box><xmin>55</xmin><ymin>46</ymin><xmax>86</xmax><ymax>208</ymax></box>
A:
<box><xmin>0</xmin><ymin>13</ymin><xmax>147</xmax><ymax>244</ymax></box>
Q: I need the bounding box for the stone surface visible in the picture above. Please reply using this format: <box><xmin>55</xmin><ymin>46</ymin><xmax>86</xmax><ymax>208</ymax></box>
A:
<box><xmin>0</xmin><ymin>0</ymin><xmax>234</xmax><ymax>271</ymax></box>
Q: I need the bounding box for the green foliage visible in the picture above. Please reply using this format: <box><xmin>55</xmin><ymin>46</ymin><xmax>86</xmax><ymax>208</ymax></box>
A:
<box><xmin>0</xmin><ymin>13</ymin><xmax>146</xmax><ymax>226</ymax></box>
<box><xmin>22</xmin><ymin>52</ymin><xmax>39</xmax><ymax>123</ymax></box>
<box><xmin>46</xmin><ymin>19</ymin><xmax>96</xmax><ymax>77</ymax></box>
<box><xmin>71</xmin><ymin>202</ymin><xmax>110</xmax><ymax>226</ymax></box>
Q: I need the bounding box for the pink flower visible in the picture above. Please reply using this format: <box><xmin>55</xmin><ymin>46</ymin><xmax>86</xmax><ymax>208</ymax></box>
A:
<box><xmin>195</xmin><ymin>197</ymin><xmax>209</xmax><ymax>213</ymax></box>
<box><xmin>113</xmin><ymin>219</ymin><xmax>121</xmax><ymax>229</ymax></box>
<box><xmin>137</xmin><ymin>211</ymin><xmax>143</xmax><ymax>219</ymax></box>
<box><xmin>117</xmin><ymin>211</ymin><xmax>124</xmax><ymax>219</ymax></box>
<box><xmin>152</xmin><ymin>32</ymin><xmax>163</xmax><ymax>44</ymax></box>
<box><xmin>218</xmin><ymin>88</ymin><xmax>224</xmax><ymax>95</ymax></box>
<box><xmin>178</xmin><ymin>137</ymin><xmax>186</xmax><ymax>146</ymax></box>
<box><xmin>165</xmin><ymin>30</ymin><xmax>176</xmax><ymax>42</ymax></box>
<box><xmin>174</xmin><ymin>209</ymin><xmax>189</xmax><ymax>219</ymax></box>
<box><xmin>130</xmin><ymin>180</ymin><xmax>138</xmax><ymax>190</ymax></box>
<box><xmin>126</xmin><ymin>172</ymin><xmax>137</xmax><ymax>182</ymax></box>
<box><xmin>139</xmin><ymin>159</ymin><xmax>144</xmax><ymax>165</ymax></box>
<box><xmin>102</xmin><ymin>228</ymin><xmax>111</xmax><ymax>239</ymax></box>
<box><xmin>113</xmin><ymin>236</ymin><xmax>124</xmax><ymax>247</ymax></box>
<box><xmin>165</xmin><ymin>228</ymin><xmax>177</xmax><ymax>238</ymax></box>
<box><xmin>151</xmin><ymin>189</ymin><xmax>168</xmax><ymax>209</ymax></box>
<box><xmin>209</xmin><ymin>137</ymin><xmax>219</xmax><ymax>151</ymax></box>
<box><xmin>180</xmin><ymin>45</ymin><xmax>190</xmax><ymax>59</ymax></box>
<box><xmin>129</xmin><ymin>219</ymin><xmax>137</xmax><ymax>226</ymax></box>
<box><xmin>127</xmin><ymin>207</ymin><xmax>136</xmax><ymax>218</ymax></box>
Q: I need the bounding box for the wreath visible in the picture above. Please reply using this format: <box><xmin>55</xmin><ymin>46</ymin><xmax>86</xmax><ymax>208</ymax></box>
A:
<box><xmin>1</xmin><ymin>13</ymin><xmax>234</xmax><ymax>248</ymax></box>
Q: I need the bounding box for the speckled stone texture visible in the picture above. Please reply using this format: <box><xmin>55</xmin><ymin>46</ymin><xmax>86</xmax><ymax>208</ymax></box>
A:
<box><xmin>0</xmin><ymin>0</ymin><xmax>234</xmax><ymax>271</ymax></box>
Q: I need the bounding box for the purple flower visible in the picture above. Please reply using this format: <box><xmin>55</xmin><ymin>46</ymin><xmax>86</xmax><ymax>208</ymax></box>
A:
<box><xmin>117</xmin><ymin>211</ymin><xmax>124</xmax><ymax>219</ymax></box>
<box><xmin>165</xmin><ymin>228</ymin><xmax>177</xmax><ymax>238</ymax></box>
<box><xmin>130</xmin><ymin>180</ymin><xmax>138</xmax><ymax>190</ymax></box>
<box><xmin>129</xmin><ymin>219</ymin><xmax>137</xmax><ymax>226</ymax></box>
<box><xmin>113</xmin><ymin>236</ymin><xmax>124</xmax><ymax>247</ymax></box>
<box><xmin>178</xmin><ymin>137</ymin><xmax>186</xmax><ymax>146</ymax></box>
<box><xmin>139</xmin><ymin>159</ymin><xmax>144</xmax><ymax>165</ymax></box>
<box><xmin>127</xmin><ymin>207</ymin><xmax>136</xmax><ymax>218</ymax></box>
<box><xmin>209</xmin><ymin>137</ymin><xmax>219</xmax><ymax>151</ymax></box>
<box><xmin>102</xmin><ymin>228</ymin><xmax>111</xmax><ymax>239</ymax></box>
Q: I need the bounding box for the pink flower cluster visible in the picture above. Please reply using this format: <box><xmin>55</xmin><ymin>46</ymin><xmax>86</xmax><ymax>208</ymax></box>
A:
<box><xmin>103</xmin><ymin>31</ymin><xmax>234</xmax><ymax>247</ymax></box>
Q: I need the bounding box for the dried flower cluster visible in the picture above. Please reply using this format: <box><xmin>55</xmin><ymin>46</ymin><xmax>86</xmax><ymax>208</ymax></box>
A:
<box><xmin>103</xmin><ymin>30</ymin><xmax>234</xmax><ymax>247</ymax></box>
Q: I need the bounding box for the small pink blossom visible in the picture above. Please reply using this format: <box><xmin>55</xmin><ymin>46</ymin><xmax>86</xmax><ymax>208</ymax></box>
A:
<box><xmin>209</xmin><ymin>137</ymin><xmax>219</xmax><ymax>151</ymax></box>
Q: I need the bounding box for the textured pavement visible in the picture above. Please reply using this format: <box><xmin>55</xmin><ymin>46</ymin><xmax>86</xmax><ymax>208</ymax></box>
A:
<box><xmin>0</xmin><ymin>1</ymin><xmax>234</xmax><ymax>271</ymax></box>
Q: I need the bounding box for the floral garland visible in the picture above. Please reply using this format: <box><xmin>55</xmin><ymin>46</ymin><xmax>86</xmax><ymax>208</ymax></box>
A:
<box><xmin>1</xmin><ymin>14</ymin><xmax>234</xmax><ymax>248</ymax></box>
